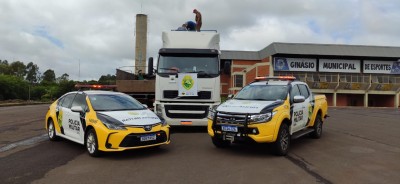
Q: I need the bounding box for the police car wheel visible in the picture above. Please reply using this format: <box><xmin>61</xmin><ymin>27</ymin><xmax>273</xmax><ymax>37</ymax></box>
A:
<box><xmin>212</xmin><ymin>137</ymin><xmax>231</xmax><ymax>148</ymax></box>
<box><xmin>86</xmin><ymin>129</ymin><xmax>101</xmax><ymax>157</ymax></box>
<box><xmin>47</xmin><ymin>119</ymin><xmax>58</xmax><ymax>141</ymax></box>
<box><xmin>274</xmin><ymin>123</ymin><xmax>290</xmax><ymax>156</ymax></box>
<box><xmin>310</xmin><ymin>114</ymin><xmax>323</xmax><ymax>139</ymax></box>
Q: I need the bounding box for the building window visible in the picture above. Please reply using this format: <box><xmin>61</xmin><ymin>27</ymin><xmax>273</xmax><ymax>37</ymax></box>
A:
<box><xmin>234</xmin><ymin>74</ymin><xmax>243</xmax><ymax>87</ymax></box>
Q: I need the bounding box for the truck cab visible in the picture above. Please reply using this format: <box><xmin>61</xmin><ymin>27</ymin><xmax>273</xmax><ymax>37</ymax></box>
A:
<box><xmin>207</xmin><ymin>76</ymin><xmax>328</xmax><ymax>155</ymax></box>
<box><xmin>154</xmin><ymin>31</ymin><xmax>222</xmax><ymax>126</ymax></box>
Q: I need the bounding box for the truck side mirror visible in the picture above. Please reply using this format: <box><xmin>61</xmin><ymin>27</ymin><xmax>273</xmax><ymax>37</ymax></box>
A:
<box><xmin>148</xmin><ymin>57</ymin><xmax>154</xmax><ymax>75</ymax></box>
<box><xmin>223</xmin><ymin>61</ymin><xmax>231</xmax><ymax>75</ymax></box>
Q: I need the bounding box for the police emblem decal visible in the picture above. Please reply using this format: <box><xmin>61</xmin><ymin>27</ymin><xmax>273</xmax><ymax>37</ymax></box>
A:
<box><xmin>144</xmin><ymin>125</ymin><xmax>152</xmax><ymax>131</ymax></box>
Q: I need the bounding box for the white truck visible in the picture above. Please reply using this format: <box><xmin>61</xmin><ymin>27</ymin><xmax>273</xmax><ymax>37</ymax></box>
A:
<box><xmin>153</xmin><ymin>31</ymin><xmax>226</xmax><ymax>126</ymax></box>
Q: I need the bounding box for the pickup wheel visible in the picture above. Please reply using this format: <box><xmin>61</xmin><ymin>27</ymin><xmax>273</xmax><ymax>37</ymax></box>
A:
<box><xmin>211</xmin><ymin>137</ymin><xmax>231</xmax><ymax>148</ymax></box>
<box><xmin>310</xmin><ymin>114</ymin><xmax>323</xmax><ymax>139</ymax></box>
<box><xmin>274</xmin><ymin>123</ymin><xmax>290</xmax><ymax>156</ymax></box>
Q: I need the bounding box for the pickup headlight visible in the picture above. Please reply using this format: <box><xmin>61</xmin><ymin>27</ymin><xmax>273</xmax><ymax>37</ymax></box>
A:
<box><xmin>249</xmin><ymin>111</ymin><xmax>276</xmax><ymax>123</ymax></box>
<box><xmin>97</xmin><ymin>114</ymin><xmax>127</xmax><ymax>130</ymax></box>
<box><xmin>207</xmin><ymin>105</ymin><xmax>219</xmax><ymax>120</ymax></box>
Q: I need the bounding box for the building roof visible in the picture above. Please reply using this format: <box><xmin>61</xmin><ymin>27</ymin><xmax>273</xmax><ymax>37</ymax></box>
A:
<box><xmin>220</xmin><ymin>50</ymin><xmax>260</xmax><ymax>60</ymax></box>
<box><xmin>222</xmin><ymin>42</ymin><xmax>400</xmax><ymax>60</ymax></box>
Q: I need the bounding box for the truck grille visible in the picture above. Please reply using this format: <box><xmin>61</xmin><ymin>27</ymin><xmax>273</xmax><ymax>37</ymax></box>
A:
<box><xmin>163</xmin><ymin>90</ymin><xmax>211</xmax><ymax>99</ymax></box>
<box><xmin>165</xmin><ymin>105</ymin><xmax>209</xmax><ymax>119</ymax></box>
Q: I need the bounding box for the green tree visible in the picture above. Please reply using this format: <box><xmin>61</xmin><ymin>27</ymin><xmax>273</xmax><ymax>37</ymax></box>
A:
<box><xmin>98</xmin><ymin>74</ymin><xmax>116</xmax><ymax>84</ymax></box>
<box><xmin>0</xmin><ymin>74</ymin><xmax>29</xmax><ymax>100</ymax></box>
<box><xmin>9</xmin><ymin>61</ymin><xmax>27</xmax><ymax>78</ymax></box>
<box><xmin>42</xmin><ymin>69</ymin><xmax>56</xmax><ymax>84</ymax></box>
<box><xmin>0</xmin><ymin>60</ymin><xmax>11</xmax><ymax>75</ymax></box>
<box><xmin>56</xmin><ymin>73</ymin><xmax>69</xmax><ymax>83</ymax></box>
<box><xmin>26</xmin><ymin>62</ymin><xmax>40</xmax><ymax>83</ymax></box>
<box><xmin>55</xmin><ymin>80</ymin><xmax>76</xmax><ymax>98</ymax></box>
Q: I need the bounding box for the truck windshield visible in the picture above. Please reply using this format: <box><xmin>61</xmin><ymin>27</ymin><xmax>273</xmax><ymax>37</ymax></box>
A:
<box><xmin>234</xmin><ymin>85</ymin><xmax>288</xmax><ymax>101</ymax></box>
<box><xmin>157</xmin><ymin>54</ymin><xmax>219</xmax><ymax>77</ymax></box>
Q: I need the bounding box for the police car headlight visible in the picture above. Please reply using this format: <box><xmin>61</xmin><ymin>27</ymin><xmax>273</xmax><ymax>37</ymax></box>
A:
<box><xmin>249</xmin><ymin>111</ymin><xmax>276</xmax><ymax>123</ymax></box>
<box><xmin>157</xmin><ymin>115</ymin><xmax>168</xmax><ymax>127</ymax></box>
<box><xmin>155</xmin><ymin>104</ymin><xmax>163</xmax><ymax>117</ymax></box>
<box><xmin>97</xmin><ymin>114</ymin><xmax>126</xmax><ymax>130</ymax></box>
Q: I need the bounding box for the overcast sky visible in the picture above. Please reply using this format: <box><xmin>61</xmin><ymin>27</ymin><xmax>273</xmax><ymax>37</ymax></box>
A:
<box><xmin>1</xmin><ymin>0</ymin><xmax>400</xmax><ymax>81</ymax></box>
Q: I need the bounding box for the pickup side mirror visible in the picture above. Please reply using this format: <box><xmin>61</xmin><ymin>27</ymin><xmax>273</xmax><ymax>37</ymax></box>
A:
<box><xmin>71</xmin><ymin>106</ymin><xmax>84</xmax><ymax>113</ymax></box>
<box><xmin>293</xmin><ymin>95</ymin><xmax>305</xmax><ymax>103</ymax></box>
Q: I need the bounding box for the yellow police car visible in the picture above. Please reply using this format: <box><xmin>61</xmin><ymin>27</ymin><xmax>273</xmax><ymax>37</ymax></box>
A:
<box><xmin>45</xmin><ymin>90</ymin><xmax>170</xmax><ymax>157</ymax></box>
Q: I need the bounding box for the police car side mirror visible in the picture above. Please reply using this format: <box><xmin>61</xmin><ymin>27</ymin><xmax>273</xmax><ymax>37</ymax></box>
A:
<box><xmin>71</xmin><ymin>106</ymin><xmax>84</xmax><ymax>113</ymax></box>
<box><xmin>293</xmin><ymin>95</ymin><xmax>305</xmax><ymax>103</ymax></box>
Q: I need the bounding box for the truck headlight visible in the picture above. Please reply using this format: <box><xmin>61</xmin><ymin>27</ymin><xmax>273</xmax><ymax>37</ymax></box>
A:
<box><xmin>155</xmin><ymin>104</ymin><xmax>163</xmax><ymax>117</ymax></box>
<box><xmin>249</xmin><ymin>111</ymin><xmax>276</xmax><ymax>123</ymax></box>
<box><xmin>97</xmin><ymin>114</ymin><xmax>127</xmax><ymax>130</ymax></box>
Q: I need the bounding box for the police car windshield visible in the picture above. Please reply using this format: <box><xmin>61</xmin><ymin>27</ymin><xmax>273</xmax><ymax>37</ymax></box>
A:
<box><xmin>88</xmin><ymin>94</ymin><xmax>146</xmax><ymax>111</ymax></box>
<box><xmin>234</xmin><ymin>85</ymin><xmax>288</xmax><ymax>101</ymax></box>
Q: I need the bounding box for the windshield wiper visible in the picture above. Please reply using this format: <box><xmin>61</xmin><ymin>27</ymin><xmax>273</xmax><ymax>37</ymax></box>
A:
<box><xmin>252</xmin><ymin>98</ymin><xmax>268</xmax><ymax>101</ymax></box>
<box><xmin>234</xmin><ymin>97</ymin><xmax>248</xmax><ymax>100</ymax></box>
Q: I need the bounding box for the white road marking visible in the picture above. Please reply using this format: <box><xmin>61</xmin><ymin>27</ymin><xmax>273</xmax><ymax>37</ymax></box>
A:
<box><xmin>0</xmin><ymin>134</ymin><xmax>47</xmax><ymax>153</ymax></box>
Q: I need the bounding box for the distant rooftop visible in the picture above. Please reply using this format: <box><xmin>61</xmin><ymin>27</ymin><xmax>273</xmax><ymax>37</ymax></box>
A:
<box><xmin>221</xmin><ymin>42</ymin><xmax>400</xmax><ymax>60</ymax></box>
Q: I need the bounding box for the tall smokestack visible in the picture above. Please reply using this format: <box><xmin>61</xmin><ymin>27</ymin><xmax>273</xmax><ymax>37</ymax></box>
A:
<box><xmin>135</xmin><ymin>14</ymin><xmax>147</xmax><ymax>74</ymax></box>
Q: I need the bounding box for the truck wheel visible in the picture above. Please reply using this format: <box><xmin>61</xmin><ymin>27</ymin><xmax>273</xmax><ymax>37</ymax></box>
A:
<box><xmin>274</xmin><ymin>123</ymin><xmax>290</xmax><ymax>156</ymax></box>
<box><xmin>310</xmin><ymin>114</ymin><xmax>323</xmax><ymax>139</ymax></box>
<box><xmin>85</xmin><ymin>129</ymin><xmax>101</xmax><ymax>157</ymax></box>
<box><xmin>211</xmin><ymin>137</ymin><xmax>231</xmax><ymax>148</ymax></box>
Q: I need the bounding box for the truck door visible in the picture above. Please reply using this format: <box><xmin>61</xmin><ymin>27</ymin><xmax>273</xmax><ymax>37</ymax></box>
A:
<box><xmin>290</xmin><ymin>84</ymin><xmax>307</xmax><ymax>133</ymax></box>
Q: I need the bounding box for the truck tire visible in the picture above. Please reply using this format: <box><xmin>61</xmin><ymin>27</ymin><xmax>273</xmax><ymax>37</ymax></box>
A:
<box><xmin>274</xmin><ymin>123</ymin><xmax>290</xmax><ymax>156</ymax></box>
<box><xmin>310</xmin><ymin>114</ymin><xmax>323</xmax><ymax>139</ymax></box>
<box><xmin>211</xmin><ymin>137</ymin><xmax>231</xmax><ymax>148</ymax></box>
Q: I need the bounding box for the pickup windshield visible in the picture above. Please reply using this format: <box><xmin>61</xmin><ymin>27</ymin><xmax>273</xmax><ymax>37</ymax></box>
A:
<box><xmin>88</xmin><ymin>94</ymin><xmax>146</xmax><ymax>111</ymax></box>
<box><xmin>157</xmin><ymin>54</ymin><xmax>219</xmax><ymax>77</ymax></box>
<box><xmin>234</xmin><ymin>85</ymin><xmax>289</xmax><ymax>101</ymax></box>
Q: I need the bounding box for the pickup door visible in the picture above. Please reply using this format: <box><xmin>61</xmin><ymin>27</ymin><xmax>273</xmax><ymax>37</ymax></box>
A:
<box><xmin>290</xmin><ymin>84</ymin><xmax>311</xmax><ymax>133</ymax></box>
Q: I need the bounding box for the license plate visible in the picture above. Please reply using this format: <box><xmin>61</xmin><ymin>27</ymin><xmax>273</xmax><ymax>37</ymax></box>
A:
<box><xmin>140</xmin><ymin>134</ymin><xmax>156</xmax><ymax>142</ymax></box>
<box><xmin>221</xmin><ymin>125</ymin><xmax>238</xmax><ymax>132</ymax></box>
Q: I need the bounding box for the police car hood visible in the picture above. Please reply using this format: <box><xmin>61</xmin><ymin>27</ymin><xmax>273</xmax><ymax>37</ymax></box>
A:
<box><xmin>97</xmin><ymin>109</ymin><xmax>160</xmax><ymax>125</ymax></box>
<box><xmin>217</xmin><ymin>99</ymin><xmax>279</xmax><ymax>114</ymax></box>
